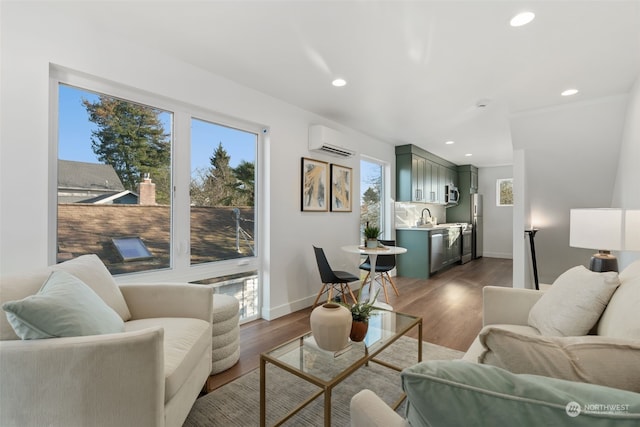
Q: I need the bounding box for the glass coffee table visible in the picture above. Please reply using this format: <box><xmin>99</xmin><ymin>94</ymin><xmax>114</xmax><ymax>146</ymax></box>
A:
<box><xmin>259</xmin><ymin>309</ymin><xmax>422</xmax><ymax>426</ymax></box>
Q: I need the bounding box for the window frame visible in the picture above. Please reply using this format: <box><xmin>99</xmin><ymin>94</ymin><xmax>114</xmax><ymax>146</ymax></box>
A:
<box><xmin>188</xmin><ymin>116</ymin><xmax>259</xmax><ymax>265</ymax></box>
<box><xmin>360</xmin><ymin>156</ymin><xmax>389</xmax><ymax>238</ymax></box>
<box><xmin>49</xmin><ymin>66</ymin><xmax>264</xmax><ymax>304</ymax></box>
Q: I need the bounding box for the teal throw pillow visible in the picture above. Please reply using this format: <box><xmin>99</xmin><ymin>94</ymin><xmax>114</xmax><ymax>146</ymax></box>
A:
<box><xmin>402</xmin><ymin>360</ymin><xmax>640</xmax><ymax>427</ymax></box>
<box><xmin>2</xmin><ymin>270</ymin><xmax>125</xmax><ymax>339</ymax></box>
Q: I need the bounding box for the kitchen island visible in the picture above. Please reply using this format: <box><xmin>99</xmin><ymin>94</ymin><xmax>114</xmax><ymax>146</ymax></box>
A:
<box><xmin>396</xmin><ymin>224</ymin><xmax>466</xmax><ymax>279</ymax></box>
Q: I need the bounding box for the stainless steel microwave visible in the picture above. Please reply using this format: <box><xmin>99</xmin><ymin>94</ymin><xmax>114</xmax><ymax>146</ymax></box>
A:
<box><xmin>445</xmin><ymin>185</ymin><xmax>459</xmax><ymax>204</ymax></box>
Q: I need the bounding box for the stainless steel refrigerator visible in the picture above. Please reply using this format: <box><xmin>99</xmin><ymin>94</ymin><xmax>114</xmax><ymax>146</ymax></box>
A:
<box><xmin>471</xmin><ymin>194</ymin><xmax>483</xmax><ymax>259</ymax></box>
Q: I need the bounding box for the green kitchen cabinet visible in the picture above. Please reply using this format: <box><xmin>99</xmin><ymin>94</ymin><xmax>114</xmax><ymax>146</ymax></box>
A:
<box><xmin>396</xmin><ymin>144</ymin><xmax>458</xmax><ymax>204</ymax></box>
<box><xmin>411</xmin><ymin>154</ymin><xmax>428</xmax><ymax>202</ymax></box>
<box><xmin>470</xmin><ymin>168</ymin><xmax>478</xmax><ymax>192</ymax></box>
<box><xmin>396</xmin><ymin>229</ymin><xmax>431</xmax><ymax>279</ymax></box>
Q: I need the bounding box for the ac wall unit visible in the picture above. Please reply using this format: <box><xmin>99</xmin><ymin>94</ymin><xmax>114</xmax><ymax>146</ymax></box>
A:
<box><xmin>308</xmin><ymin>125</ymin><xmax>355</xmax><ymax>158</ymax></box>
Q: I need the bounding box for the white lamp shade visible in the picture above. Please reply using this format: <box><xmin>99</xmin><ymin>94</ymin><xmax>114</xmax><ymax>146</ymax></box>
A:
<box><xmin>624</xmin><ymin>210</ymin><xmax>640</xmax><ymax>251</ymax></box>
<box><xmin>570</xmin><ymin>209</ymin><xmax>623</xmax><ymax>251</ymax></box>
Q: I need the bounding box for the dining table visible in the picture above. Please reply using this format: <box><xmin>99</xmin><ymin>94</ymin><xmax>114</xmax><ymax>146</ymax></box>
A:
<box><xmin>341</xmin><ymin>243</ymin><xmax>407</xmax><ymax>310</ymax></box>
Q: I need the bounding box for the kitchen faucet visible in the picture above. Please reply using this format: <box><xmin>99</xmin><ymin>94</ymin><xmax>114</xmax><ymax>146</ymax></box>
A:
<box><xmin>418</xmin><ymin>208</ymin><xmax>432</xmax><ymax>225</ymax></box>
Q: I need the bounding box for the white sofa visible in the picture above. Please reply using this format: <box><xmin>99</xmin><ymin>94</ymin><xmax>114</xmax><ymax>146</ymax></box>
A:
<box><xmin>0</xmin><ymin>255</ymin><xmax>213</xmax><ymax>427</ymax></box>
<box><xmin>351</xmin><ymin>259</ymin><xmax>640</xmax><ymax>427</ymax></box>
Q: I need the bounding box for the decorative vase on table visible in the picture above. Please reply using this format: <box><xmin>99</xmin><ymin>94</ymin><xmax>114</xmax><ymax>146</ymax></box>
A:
<box><xmin>345</xmin><ymin>289</ymin><xmax>379</xmax><ymax>343</ymax></box>
<box><xmin>364</xmin><ymin>224</ymin><xmax>380</xmax><ymax>248</ymax></box>
<box><xmin>349</xmin><ymin>320</ymin><xmax>369</xmax><ymax>342</ymax></box>
<box><xmin>366</xmin><ymin>238</ymin><xmax>378</xmax><ymax>248</ymax></box>
<box><xmin>310</xmin><ymin>303</ymin><xmax>352</xmax><ymax>351</ymax></box>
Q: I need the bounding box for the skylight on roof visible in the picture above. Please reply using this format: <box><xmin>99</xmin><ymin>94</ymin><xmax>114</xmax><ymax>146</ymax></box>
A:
<box><xmin>112</xmin><ymin>237</ymin><xmax>153</xmax><ymax>261</ymax></box>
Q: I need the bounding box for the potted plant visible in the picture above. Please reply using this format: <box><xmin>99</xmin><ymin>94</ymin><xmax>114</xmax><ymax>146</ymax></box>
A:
<box><xmin>344</xmin><ymin>289</ymin><xmax>380</xmax><ymax>342</ymax></box>
<box><xmin>364</xmin><ymin>224</ymin><xmax>380</xmax><ymax>248</ymax></box>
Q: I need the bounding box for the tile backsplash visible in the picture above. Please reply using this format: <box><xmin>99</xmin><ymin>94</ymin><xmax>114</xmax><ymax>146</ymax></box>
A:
<box><xmin>394</xmin><ymin>202</ymin><xmax>446</xmax><ymax>228</ymax></box>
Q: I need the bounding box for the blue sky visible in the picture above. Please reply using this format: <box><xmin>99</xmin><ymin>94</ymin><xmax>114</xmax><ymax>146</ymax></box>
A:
<box><xmin>360</xmin><ymin>160</ymin><xmax>381</xmax><ymax>197</ymax></box>
<box><xmin>59</xmin><ymin>84</ymin><xmax>379</xmax><ymax>200</ymax></box>
<box><xmin>58</xmin><ymin>84</ymin><xmax>256</xmax><ymax>176</ymax></box>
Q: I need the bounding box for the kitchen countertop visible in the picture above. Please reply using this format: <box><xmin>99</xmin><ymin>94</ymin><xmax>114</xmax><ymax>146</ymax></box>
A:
<box><xmin>396</xmin><ymin>223</ymin><xmax>469</xmax><ymax>231</ymax></box>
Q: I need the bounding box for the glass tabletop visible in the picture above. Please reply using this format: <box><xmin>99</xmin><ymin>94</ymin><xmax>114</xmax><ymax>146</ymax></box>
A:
<box><xmin>262</xmin><ymin>310</ymin><xmax>421</xmax><ymax>383</ymax></box>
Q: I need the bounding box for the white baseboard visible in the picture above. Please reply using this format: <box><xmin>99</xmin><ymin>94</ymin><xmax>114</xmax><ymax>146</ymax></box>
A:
<box><xmin>263</xmin><ymin>280</ymin><xmax>371</xmax><ymax>320</ymax></box>
<box><xmin>263</xmin><ymin>295</ymin><xmax>314</xmax><ymax>320</ymax></box>
<box><xmin>482</xmin><ymin>252</ymin><xmax>513</xmax><ymax>259</ymax></box>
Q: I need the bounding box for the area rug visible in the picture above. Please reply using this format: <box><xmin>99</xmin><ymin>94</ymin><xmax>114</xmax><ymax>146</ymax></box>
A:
<box><xmin>184</xmin><ymin>336</ymin><xmax>464</xmax><ymax>426</ymax></box>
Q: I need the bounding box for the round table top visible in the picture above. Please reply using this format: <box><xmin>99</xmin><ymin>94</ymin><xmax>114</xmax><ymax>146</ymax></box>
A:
<box><xmin>341</xmin><ymin>244</ymin><xmax>407</xmax><ymax>255</ymax></box>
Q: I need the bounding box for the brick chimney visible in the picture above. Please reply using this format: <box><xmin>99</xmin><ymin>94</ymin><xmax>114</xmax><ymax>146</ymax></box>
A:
<box><xmin>138</xmin><ymin>173</ymin><xmax>157</xmax><ymax>205</ymax></box>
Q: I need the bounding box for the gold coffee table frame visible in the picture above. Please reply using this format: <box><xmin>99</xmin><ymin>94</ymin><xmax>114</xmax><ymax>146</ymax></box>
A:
<box><xmin>259</xmin><ymin>310</ymin><xmax>422</xmax><ymax>427</ymax></box>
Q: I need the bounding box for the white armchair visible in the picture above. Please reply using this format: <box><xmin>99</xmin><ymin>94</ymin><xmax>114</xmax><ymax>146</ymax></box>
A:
<box><xmin>0</xmin><ymin>255</ymin><xmax>213</xmax><ymax>427</ymax></box>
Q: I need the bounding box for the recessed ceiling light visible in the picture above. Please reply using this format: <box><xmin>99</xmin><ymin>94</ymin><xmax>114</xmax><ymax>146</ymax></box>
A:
<box><xmin>510</xmin><ymin>11</ymin><xmax>535</xmax><ymax>27</ymax></box>
<box><xmin>561</xmin><ymin>88</ymin><xmax>579</xmax><ymax>96</ymax></box>
<box><xmin>465</xmin><ymin>153</ymin><xmax>473</xmax><ymax>157</ymax></box>
<box><xmin>332</xmin><ymin>78</ymin><xmax>347</xmax><ymax>87</ymax></box>
<box><xmin>445</xmin><ymin>140</ymin><xmax>455</xmax><ymax>145</ymax></box>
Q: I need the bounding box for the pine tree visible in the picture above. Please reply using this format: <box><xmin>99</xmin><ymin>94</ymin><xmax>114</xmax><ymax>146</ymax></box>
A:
<box><xmin>362</xmin><ymin>187</ymin><xmax>379</xmax><ymax>204</ymax></box>
<box><xmin>83</xmin><ymin>95</ymin><xmax>171</xmax><ymax>202</ymax></box>
<box><xmin>190</xmin><ymin>143</ymin><xmax>255</xmax><ymax>207</ymax></box>
<box><xmin>232</xmin><ymin>160</ymin><xmax>255</xmax><ymax>206</ymax></box>
<box><xmin>205</xmin><ymin>143</ymin><xmax>237</xmax><ymax>206</ymax></box>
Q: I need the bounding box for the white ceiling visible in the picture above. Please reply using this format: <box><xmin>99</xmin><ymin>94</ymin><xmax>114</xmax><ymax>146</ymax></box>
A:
<box><xmin>61</xmin><ymin>1</ymin><xmax>640</xmax><ymax>167</ymax></box>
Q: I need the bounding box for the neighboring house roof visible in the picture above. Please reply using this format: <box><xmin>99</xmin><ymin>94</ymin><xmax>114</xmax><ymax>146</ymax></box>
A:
<box><xmin>58</xmin><ymin>159</ymin><xmax>125</xmax><ymax>191</ymax></box>
<box><xmin>57</xmin><ymin>205</ymin><xmax>255</xmax><ymax>274</ymax></box>
<box><xmin>80</xmin><ymin>190</ymin><xmax>139</xmax><ymax>204</ymax></box>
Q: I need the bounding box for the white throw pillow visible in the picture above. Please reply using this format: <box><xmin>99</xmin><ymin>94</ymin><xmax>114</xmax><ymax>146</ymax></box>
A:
<box><xmin>0</xmin><ymin>254</ymin><xmax>131</xmax><ymax>341</ymax></box>
<box><xmin>2</xmin><ymin>270</ymin><xmax>125</xmax><ymax>339</ymax></box>
<box><xmin>52</xmin><ymin>254</ymin><xmax>131</xmax><ymax>321</ymax></box>
<box><xmin>598</xmin><ymin>275</ymin><xmax>640</xmax><ymax>339</ymax></box>
<box><xmin>528</xmin><ymin>266</ymin><xmax>619</xmax><ymax>336</ymax></box>
<box><xmin>478</xmin><ymin>326</ymin><xmax>640</xmax><ymax>393</ymax></box>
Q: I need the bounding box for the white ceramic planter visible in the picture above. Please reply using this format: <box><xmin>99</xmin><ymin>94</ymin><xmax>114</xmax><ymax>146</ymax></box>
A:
<box><xmin>366</xmin><ymin>239</ymin><xmax>378</xmax><ymax>248</ymax></box>
<box><xmin>310</xmin><ymin>303</ymin><xmax>352</xmax><ymax>351</ymax></box>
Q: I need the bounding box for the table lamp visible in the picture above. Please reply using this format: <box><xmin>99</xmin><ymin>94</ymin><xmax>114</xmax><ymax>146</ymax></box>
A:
<box><xmin>624</xmin><ymin>209</ymin><xmax>640</xmax><ymax>251</ymax></box>
<box><xmin>569</xmin><ymin>209</ymin><xmax>623</xmax><ymax>272</ymax></box>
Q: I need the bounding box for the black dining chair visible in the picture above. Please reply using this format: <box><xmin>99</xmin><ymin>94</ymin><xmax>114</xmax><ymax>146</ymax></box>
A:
<box><xmin>312</xmin><ymin>246</ymin><xmax>359</xmax><ymax>307</ymax></box>
<box><xmin>359</xmin><ymin>239</ymin><xmax>400</xmax><ymax>304</ymax></box>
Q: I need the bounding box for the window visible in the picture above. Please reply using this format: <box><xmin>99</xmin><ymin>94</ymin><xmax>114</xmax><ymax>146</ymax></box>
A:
<box><xmin>57</xmin><ymin>84</ymin><xmax>173</xmax><ymax>274</ymax></box>
<box><xmin>497</xmin><ymin>178</ymin><xmax>514</xmax><ymax>206</ymax></box>
<box><xmin>190</xmin><ymin>119</ymin><xmax>257</xmax><ymax>265</ymax></box>
<box><xmin>360</xmin><ymin>159</ymin><xmax>384</xmax><ymax>238</ymax></box>
<box><xmin>53</xmin><ymin>71</ymin><xmax>262</xmax><ymax>322</ymax></box>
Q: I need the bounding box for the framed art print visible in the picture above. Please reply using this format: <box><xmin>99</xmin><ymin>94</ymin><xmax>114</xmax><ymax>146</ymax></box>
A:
<box><xmin>330</xmin><ymin>164</ymin><xmax>352</xmax><ymax>212</ymax></box>
<box><xmin>301</xmin><ymin>157</ymin><xmax>328</xmax><ymax>211</ymax></box>
<box><xmin>497</xmin><ymin>178</ymin><xmax>514</xmax><ymax>206</ymax></box>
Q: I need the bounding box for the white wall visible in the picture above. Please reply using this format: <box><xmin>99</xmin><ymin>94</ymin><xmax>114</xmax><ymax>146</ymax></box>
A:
<box><xmin>0</xmin><ymin>3</ymin><xmax>395</xmax><ymax>319</ymax></box>
<box><xmin>512</xmin><ymin>149</ymin><xmax>529</xmax><ymax>288</ymax></box>
<box><xmin>510</xmin><ymin>95</ymin><xmax>629</xmax><ymax>285</ymax></box>
<box><xmin>478</xmin><ymin>166</ymin><xmax>513</xmax><ymax>259</ymax></box>
<box><xmin>612</xmin><ymin>75</ymin><xmax>640</xmax><ymax>270</ymax></box>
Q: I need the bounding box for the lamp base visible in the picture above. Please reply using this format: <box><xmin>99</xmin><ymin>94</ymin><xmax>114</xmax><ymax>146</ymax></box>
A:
<box><xmin>589</xmin><ymin>251</ymin><xmax>618</xmax><ymax>273</ymax></box>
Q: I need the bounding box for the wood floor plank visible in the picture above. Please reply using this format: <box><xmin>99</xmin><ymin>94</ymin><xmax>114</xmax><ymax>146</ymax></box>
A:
<box><xmin>205</xmin><ymin>257</ymin><xmax>512</xmax><ymax>392</ymax></box>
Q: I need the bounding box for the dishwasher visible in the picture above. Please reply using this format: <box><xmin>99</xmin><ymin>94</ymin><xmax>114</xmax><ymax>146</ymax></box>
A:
<box><xmin>430</xmin><ymin>229</ymin><xmax>445</xmax><ymax>274</ymax></box>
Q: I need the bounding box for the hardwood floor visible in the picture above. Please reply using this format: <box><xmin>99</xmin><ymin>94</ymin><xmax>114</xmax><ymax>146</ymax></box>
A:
<box><xmin>205</xmin><ymin>257</ymin><xmax>512</xmax><ymax>392</ymax></box>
